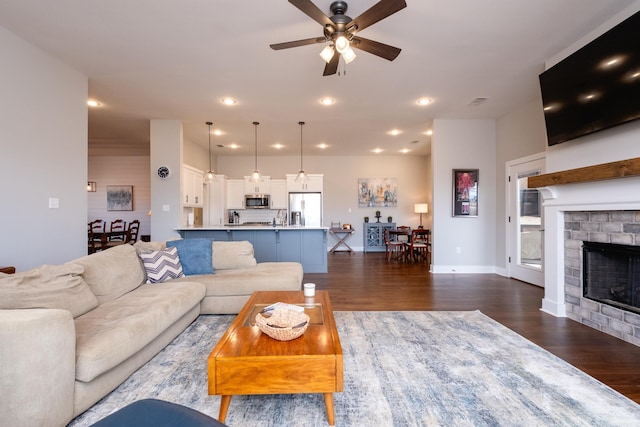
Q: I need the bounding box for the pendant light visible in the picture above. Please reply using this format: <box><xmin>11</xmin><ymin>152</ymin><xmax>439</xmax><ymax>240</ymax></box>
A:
<box><xmin>250</xmin><ymin>121</ymin><xmax>262</xmax><ymax>183</ymax></box>
<box><xmin>295</xmin><ymin>121</ymin><xmax>309</xmax><ymax>182</ymax></box>
<box><xmin>203</xmin><ymin>121</ymin><xmax>216</xmax><ymax>183</ymax></box>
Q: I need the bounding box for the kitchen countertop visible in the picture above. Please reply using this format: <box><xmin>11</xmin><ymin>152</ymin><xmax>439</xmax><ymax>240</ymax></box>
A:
<box><xmin>176</xmin><ymin>225</ymin><xmax>329</xmax><ymax>231</ymax></box>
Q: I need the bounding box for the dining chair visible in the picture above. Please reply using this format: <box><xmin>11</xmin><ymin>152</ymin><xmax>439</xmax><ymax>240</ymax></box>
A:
<box><xmin>108</xmin><ymin>219</ymin><xmax>126</xmax><ymax>241</ymax></box>
<box><xmin>125</xmin><ymin>220</ymin><xmax>140</xmax><ymax>244</ymax></box>
<box><xmin>88</xmin><ymin>219</ymin><xmax>104</xmax><ymax>254</ymax></box>
<box><xmin>408</xmin><ymin>228</ymin><xmax>431</xmax><ymax>264</ymax></box>
<box><xmin>395</xmin><ymin>225</ymin><xmax>411</xmax><ymax>243</ymax></box>
<box><xmin>384</xmin><ymin>229</ymin><xmax>407</xmax><ymax>262</ymax></box>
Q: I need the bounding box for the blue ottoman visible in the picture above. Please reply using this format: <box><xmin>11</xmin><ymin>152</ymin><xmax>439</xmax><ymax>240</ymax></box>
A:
<box><xmin>90</xmin><ymin>399</ymin><xmax>227</xmax><ymax>427</ymax></box>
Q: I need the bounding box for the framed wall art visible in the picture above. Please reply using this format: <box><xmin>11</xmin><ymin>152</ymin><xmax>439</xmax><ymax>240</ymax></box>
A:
<box><xmin>358</xmin><ymin>178</ymin><xmax>398</xmax><ymax>207</ymax></box>
<box><xmin>453</xmin><ymin>169</ymin><xmax>478</xmax><ymax>217</ymax></box>
<box><xmin>107</xmin><ymin>185</ymin><xmax>133</xmax><ymax>211</ymax></box>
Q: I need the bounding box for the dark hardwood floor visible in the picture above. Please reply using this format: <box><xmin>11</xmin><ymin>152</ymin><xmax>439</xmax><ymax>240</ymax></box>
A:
<box><xmin>303</xmin><ymin>252</ymin><xmax>640</xmax><ymax>404</ymax></box>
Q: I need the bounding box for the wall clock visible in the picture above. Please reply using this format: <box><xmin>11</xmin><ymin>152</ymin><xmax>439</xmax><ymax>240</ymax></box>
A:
<box><xmin>157</xmin><ymin>166</ymin><xmax>170</xmax><ymax>179</ymax></box>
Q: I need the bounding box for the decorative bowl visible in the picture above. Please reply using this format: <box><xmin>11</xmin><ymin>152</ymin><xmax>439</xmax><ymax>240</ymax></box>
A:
<box><xmin>255</xmin><ymin>308</ymin><xmax>310</xmax><ymax>341</ymax></box>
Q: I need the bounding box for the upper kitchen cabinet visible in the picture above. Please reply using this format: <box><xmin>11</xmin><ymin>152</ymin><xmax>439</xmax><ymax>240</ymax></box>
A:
<box><xmin>183</xmin><ymin>165</ymin><xmax>203</xmax><ymax>207</ymax></box>
<box><xmin>227</xmin><ymin>179</ymin><xmax>245</xmax><ymax>209</ymax></box>
<box><xmin>286</xmin><ymin>174</ymin><xmax>323</xmax><ymax>193</ymax></box>
<box><xmin>270</xmin><ymin>179</ymin><xmax>287</xmax><ymax>209</ymax></box>
<box><xmin>244</xmin><ymin>176</ymin><xmax>271</xmax><ymax>195</ymax></box>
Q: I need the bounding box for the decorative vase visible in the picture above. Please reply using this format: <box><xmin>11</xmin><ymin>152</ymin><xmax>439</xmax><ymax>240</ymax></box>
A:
<box><xmin>364</xmin><ymin>217</ymin><xmax>369</xmax><ymax>223</ymax></box>
<box><xmin>387</xmin><ymin>216</ymin><xmax>393</xmax><ymax>223</ymax></box>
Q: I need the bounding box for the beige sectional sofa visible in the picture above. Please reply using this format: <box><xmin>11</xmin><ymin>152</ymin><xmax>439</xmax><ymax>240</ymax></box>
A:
<box><xmin>0</xmin><ymin>240</ymin><xmax>303</xmax><ymax>426</ymax></box>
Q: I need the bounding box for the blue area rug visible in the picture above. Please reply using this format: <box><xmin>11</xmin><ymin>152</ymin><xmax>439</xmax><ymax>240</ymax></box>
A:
<box><xmin>69</xmin><ymin>311</ymin><xmax>640</xmax><ymax>426</ymax></box>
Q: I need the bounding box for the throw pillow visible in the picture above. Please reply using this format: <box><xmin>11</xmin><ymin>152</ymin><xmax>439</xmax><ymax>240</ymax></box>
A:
<box><xmin>0</xmin><ymin>263</ymin><xmax>99</xmax><ymax>318</ymax></box>
<box><xmin>166</xmin><ymin>238</ymin><xmax>214</xmax><ymax>276</ymax></box>
<box><xmin>139</xmin><ymin>247</ymin><xmax>185</xmax><ymax>283</ymax></box>
<box><xmin>212</xmin><ymin>241</ymin><xmax>257</xmax><ymax>270</ymax></box>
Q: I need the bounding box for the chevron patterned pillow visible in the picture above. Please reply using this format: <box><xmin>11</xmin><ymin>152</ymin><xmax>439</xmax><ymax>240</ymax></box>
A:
<box><xmin>139</xmin><ymin>246</ymin><xmax>185</xmax><ymax>283</ymax></box>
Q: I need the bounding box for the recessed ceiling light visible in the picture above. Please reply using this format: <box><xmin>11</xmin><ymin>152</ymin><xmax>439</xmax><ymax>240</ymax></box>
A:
<box><xmin>317</xmin><ymin>143</ymin><xmax>329</xmax><ymax>149</ymax></box>
<box><xmin>319</xmin><ymin>97</ymin><xmax>335</xmax><ymax>106</ymax></box>
<box><xmin>213</xmin><ymin>129</ymin><xmax>223</xmax><ymax>136</ymax></box>
<box><xmin>416</xmin><ymin>97</ymin><xmax>433</xmax><ymax>106</ymax></box>
<box><xmin>87</xmin><ymin>99</ymin><xmax>101</xmax><ymax>107</ymax></box>
<box><xmin>400</xmin><ymin>148</ymin><xmax>411</xmax><ymax>153</ymax></box>
<box><xmin>373</xmin><ymin>148</ymin><xmax>384</xmax><ymax>154</ymax></box>
<box><xmin>272</xmin><ymin>143</ymin><xmax>285</xmax><ymax>149</ymax></box>
<box><xmin>425</xmin><ymin>129</ymin><xmax>433</xmax><ymax>136</ymax></box>
<box><xmin>388</xmin><ymin>129</ymin><xmax>402</xmax><ymax>136</ymax></box>
<box><xmin>228</xmin><ymin>143</ymin><xmax>239</xmax><ymax>149</ymax></box>
<box><xmin>221</xmin><ymin>97</ymin><xmax>237</xmax><ymax>106</ymax></box>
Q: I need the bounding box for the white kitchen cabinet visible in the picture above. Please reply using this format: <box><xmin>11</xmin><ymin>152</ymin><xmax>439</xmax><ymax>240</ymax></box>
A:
<box><xmin>286</xmin><ymin>173</ymin><xmax>323</xmax><ymax>193</ymax></box>
<box><xmin>270</xmin><ymin>179</ymin><xmax>287</xmax><ymax>209</ymax></box>
<box><xmin>207</xmin><ymin>175</ymin><xmax>227</xmax><ymax>226</ymax></box>
<box><xmin>183</xmin><ymin>165</ymin><xmax>203</xmax><ymax>207</ymax></box>
<box><xmin>244</xmin><ymin>176</ymin><xmax>271</xmax><ymax>195</ymax></box>
<box><xmin>226</xmin><ymin>179</ymin><xmax>245</xmax><ymax>209</ymax></box>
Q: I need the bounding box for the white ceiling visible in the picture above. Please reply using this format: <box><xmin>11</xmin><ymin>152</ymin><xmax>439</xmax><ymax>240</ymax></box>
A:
<box><xmin>0</xmin><ymin>0</ymin><xmax>636</xmax><ymax>157</ymax></box>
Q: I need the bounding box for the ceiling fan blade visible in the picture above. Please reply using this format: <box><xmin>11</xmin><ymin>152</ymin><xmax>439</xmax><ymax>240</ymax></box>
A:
<box><xmin>289</xmin><ymin>0</ymin><xmax>333</xmax><ymax>27</ymax></box>
<box><xmin>351</xmin><ymin>36</ymin><xmax>401</xmax><ymax>61</ymax></box>
<box><xmin>323</xmin><ymin>52</ymin><xmax>339</xmax><ymax>76</ymax></box>
<box><xmin>270</xmin><ymin>37</ymin><xmax>326</xmax><ymax>50</ymax></box>
<box><xmin>347</xmin><ymin>0</ymin><xmax>407</xmax><ymax>33</ymax></box>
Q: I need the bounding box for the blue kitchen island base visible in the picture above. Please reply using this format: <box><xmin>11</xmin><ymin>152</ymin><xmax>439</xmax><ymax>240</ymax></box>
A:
<box><xmin>176</xmin><ymin>227</ymin><xmax>328</xmax><ymax>273</ymax></box>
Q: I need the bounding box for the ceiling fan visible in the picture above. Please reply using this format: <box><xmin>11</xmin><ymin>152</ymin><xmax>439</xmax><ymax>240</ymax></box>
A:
<box><xmin>270</xmin><ymin>0</ymin><xmax>407</xmax><ymax>76</ymax></box>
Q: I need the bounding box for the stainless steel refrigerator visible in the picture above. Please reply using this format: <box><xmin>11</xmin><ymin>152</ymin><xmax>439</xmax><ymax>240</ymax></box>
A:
<box><xmin>289</xmin><ymin>192</ymin><xmax>322</xmax><ymax>226</ymax></box>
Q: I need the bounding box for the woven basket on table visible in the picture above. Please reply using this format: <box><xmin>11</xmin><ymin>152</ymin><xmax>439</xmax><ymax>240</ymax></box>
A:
<box><xmin>255</xmin><ymin>308</ymin><xmax>310</xmax><ymax>341</ymax></box>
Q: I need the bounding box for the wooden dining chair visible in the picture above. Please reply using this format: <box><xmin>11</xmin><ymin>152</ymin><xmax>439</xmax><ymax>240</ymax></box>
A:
<box><xmin>384</xmin><ymin>229</ymin><xmax>407</xmax><ymax>262</ymax></box>
<box><xmin>408</xmin><ymin>228</ymin><xmax>431</xmax><ymax>264</ymax></box>
<box><xmin>396</xmin><ymin>225</ymin><xmax>411</xmax><ymax>243</ymax></box>
<box><xmin>88</xmin><ymin>219</ymin><xmax>104</xmax><ymax>254</ymax></box>
<box><xmin>108</xmin><ymin>219</ymin><xmax>126</xmax><ymax>241</ymax></box>
<box><xmin>125</xmin><ymin>220</ymin><xmax>140</xmax><ymax>244</ymax></box>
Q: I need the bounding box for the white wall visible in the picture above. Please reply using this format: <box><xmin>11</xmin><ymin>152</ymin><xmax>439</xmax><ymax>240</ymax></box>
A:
<box><xmin>431</xmin><ymin>119</ymin><xmax>497</xmax><ymax>273</ymax></box>
<box><xmin>494</xmin><ymin>96</ymin><xmax>548</xmax><ymax>269</ymax></box>
<box><xmin>216</xmin><ymin>154</ymin><xmax>430</xmax><ymax>249</ymax></box>
<box><xmin>0</xmin><ymin>25</ymin><xmax>87</xmax><ymax>271</ymax></box>
<box><xmin>88</xmin><ymin>156</ymin><xmax>151</xmax><ymax>237</ymax></box>
<box><xmin>150</xmin><ymin>120</ymin><xmax>183</xmax><ymax>242</ymax></box>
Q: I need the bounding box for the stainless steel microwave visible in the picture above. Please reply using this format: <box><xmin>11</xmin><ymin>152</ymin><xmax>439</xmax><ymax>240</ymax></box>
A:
<box><xmin>245</xmin><ymin>194</ymin><xmax>270</xmax><ymax>209</ymax></box>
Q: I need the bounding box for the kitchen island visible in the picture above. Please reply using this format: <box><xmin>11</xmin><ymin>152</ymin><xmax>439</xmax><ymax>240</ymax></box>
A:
<box><xmin>176</xmin><ymin>226</ymin><xmax>328</xmax><ymax>273</ymax></box>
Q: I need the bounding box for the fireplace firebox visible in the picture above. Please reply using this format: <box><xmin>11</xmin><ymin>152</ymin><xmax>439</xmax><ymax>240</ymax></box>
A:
<box><xmin>583</xmin><ymin>241</ymin><xmax>640</xmax><ymax>315</ymax></box>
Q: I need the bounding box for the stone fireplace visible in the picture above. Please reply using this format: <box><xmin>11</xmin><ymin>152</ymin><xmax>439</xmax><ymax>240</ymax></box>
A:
<box><xmin>564</xmin><ymin>211</ymin><xmax>640</xmax><ymax>346</ymax></box>
<box><xmin>533</xmin><ymin>162</ymin><xmax>640</xmax><ymax>348</ymax></box>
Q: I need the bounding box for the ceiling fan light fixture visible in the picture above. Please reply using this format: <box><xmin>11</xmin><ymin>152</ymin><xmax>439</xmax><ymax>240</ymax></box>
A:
<box><xmin>334</xmin><ymin>35</ymin><xmax>349</xmax><ymax>53</ymax></box>
<box><xmin>203</xmin><ymin>121</ymin><xmax>216</xmax><ymax>184</ymax></box>
<box><xmin>342</xmin><ymin>47</ymin><xmax>356</xmax><ymax>64</ymax></box>
<box><xmin>320</xmin><ymin>45</ymin><xmax>335</xmax><ymax>63</ymax></box>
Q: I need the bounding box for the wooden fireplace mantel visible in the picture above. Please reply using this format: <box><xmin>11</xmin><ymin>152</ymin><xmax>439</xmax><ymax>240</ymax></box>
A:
<box><xmin>528</xmin><ymin>157</ymin><xmax>640</xmax><ymax>189</ymax></box>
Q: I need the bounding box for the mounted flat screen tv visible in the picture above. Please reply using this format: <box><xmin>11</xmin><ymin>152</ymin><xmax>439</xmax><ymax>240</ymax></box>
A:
<box><xmin>539</xmin><ymin>11</ymin><xmax>640</xmax><ymax>146</ymax></box>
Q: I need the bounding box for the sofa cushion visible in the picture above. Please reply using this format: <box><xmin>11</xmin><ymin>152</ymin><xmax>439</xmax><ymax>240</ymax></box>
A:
<box><xmin>212</xmin><ymin>241</ymin><xmax>257</xmax><ymax>270</ymax></box>
<box><xmin>74</xmin><ymin>244</ymin><xmax>146</xmax><ymax>305</ymax></box>
<box><xmin>173</xmin><ymin>262</ymin><xmax>303</xmax><ymax>296</ymax></box>
<box><xmin>0</xmin><ymin>264</ymin><xmax>98</xmax><ymax>318</ymax></box>
<box><xmin>139</xmin><ymin>247</ymin><xmax>185</xmax><ymax>283</ymax></box>
<box><xmin>166</xmin><ymin>238</ymin><xmax>214</xmax><ymax>275</ymax></box>
<box><xmin>74</xmin><ymin>280</ymin><xmax>206</xmax><ymax>383</ymax></box>
<box><xmin>133</xmin><ymin>240</ymin><xmax>166</xmax><ymax>254</ymax></box>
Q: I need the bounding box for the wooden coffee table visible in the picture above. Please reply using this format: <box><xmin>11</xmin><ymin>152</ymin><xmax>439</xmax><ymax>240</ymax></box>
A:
<box><xmin>208</xmin><ymin>290</ymin><xmax>343</xmax><ymax>425</ymax></box>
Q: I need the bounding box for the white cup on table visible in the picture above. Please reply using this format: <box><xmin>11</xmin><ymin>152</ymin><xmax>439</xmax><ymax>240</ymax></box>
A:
<box><xmin>303</xmin><ymin>283</ymin><xmax>316</xmax><ymax>297</ymax></box>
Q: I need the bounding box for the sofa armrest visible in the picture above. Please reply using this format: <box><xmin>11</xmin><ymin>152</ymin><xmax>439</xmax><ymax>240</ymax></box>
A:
<box><xmin>0</xmin><ymin>309</ymin><xmax>76</xmax><ymax>426</ymax></box>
